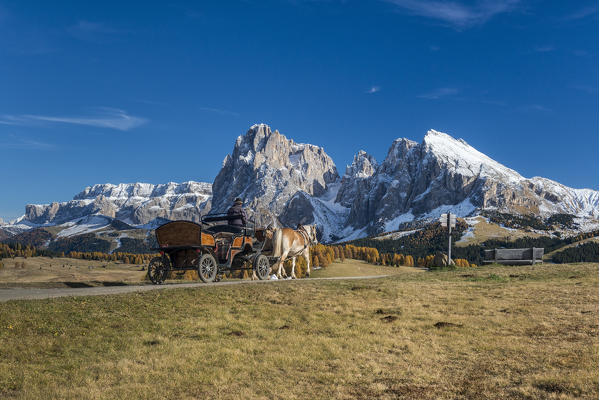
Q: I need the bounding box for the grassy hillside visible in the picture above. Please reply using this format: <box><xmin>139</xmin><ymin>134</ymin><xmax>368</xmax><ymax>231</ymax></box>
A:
<box><xmin>1</xmin><ymin>263</ymin><xmax>598</xmax><ymax>399</ymax></box>
<box><xmin>310</xmin><ymin>258</ymin><xmax>419</xmax><ymax>278</ymax></box>
<box><xmin>347</xmin><ymin>220</ymin><xmax>599</xmax><ymax>265</ymax></box>
<box><xmin>0</xmin><ymin>257</ymin><xmax>145</xmax><ymax>288</ymax></box>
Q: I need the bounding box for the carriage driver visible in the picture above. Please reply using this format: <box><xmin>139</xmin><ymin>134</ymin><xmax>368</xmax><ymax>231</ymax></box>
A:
<box><xmin>227</xmin><ymin>197</ymin><xmax>247</xmax><ymax>228</ymax></box>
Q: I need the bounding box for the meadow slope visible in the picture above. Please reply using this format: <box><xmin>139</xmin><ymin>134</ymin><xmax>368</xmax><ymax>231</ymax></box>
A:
<box><xmin>1</xmin><ymin>263</ymin><xmax>598</xmax><ymax>399</ymax></box>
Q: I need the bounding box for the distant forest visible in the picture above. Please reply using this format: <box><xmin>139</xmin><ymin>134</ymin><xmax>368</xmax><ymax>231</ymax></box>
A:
<box><xmin>345</xmin><ymin>223</ymin><xmax>599</xmax><ymax>265</ymax></box>
<box><xmin>551</xmin><ymin>242</ymin><xmax>599</xmax><ymax>264</ymax></box>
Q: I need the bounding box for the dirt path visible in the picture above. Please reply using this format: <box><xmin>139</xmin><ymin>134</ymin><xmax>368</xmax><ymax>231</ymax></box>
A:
<box><xmin>0</xmin><ymin>275</ymin><xmax>391</xmax><ymax>302</ymax></box>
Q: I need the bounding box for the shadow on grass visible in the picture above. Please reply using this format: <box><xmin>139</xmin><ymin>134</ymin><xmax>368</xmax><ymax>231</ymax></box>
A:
<box><xmin>63</xmin><ymin>282</ymin><xmax>94</xmax><ymax>288</ymax></box>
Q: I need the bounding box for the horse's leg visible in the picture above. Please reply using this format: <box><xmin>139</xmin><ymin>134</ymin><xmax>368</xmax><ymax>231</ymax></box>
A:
<box><xmin>276</xmin><ymin>251</ymin><xmax>289</xmax><ymax>279</ymax></box>
<box><xmin>291</xmin><ymin>256</ymin><xmax>297</xmax><ymax>279</ymax></box>
<box><xmin>304</xmin><ymin>249</ymin><xmax>311</xmax><ymax>277</ymax></box>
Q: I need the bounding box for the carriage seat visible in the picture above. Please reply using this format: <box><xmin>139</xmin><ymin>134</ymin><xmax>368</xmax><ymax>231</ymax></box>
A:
<box><xmin>205</xmin><ymin>224</ymin><xmax>243</xmax><ymax>234</ymax></box>
<box><xmin>204</xmin><ymin>225</ymin><xmax>254</xmax><ymax>237</ymax></box>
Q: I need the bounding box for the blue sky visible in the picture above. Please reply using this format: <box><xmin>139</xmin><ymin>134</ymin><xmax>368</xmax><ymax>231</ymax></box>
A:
<box><xmin>1</xmin><ymin>0</ymin><xmax>598</xmax><ymax>221</ymax></box>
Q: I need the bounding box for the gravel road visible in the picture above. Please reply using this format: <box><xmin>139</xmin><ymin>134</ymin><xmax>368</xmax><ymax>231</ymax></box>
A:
<box><xmin>0</xmin><ymin>275</ymin><xmax>390</xmax><ymax>302</ymax></box>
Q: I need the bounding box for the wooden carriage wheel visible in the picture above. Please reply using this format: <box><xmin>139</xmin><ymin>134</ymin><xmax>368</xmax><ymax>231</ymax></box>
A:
<box><xmin>253</xmin><ymin>254</ymin><xmax>270</xmax><ymax>280</ymax></box>
<box><xmin>147</xmin><ymin>256</ymin><xmax>170</xmax><ymax>285</ymax></box>
<box><xmin>197</xmin><ymin>253</ymin><xmax>218</xmax><ymax>283</ymax></box>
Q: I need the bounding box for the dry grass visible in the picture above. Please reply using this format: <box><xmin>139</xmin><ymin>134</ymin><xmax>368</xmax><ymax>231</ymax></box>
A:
<box><xmin>1</xmin><ymin>263</ymin><xmax>598</xmax><ymax>399</ymax></box>
<box><xmin>0</xmin><ymin>257</ymin><xmax>144</xmax><ymax>287</ymax></box>
<box><xmin>0</xmin><ymin>257</ymin><xmax>407</xmax><ymax>288</ymax></box>
<box><xmin>456</xmin><ymin>216</ymin><xmax>543</xmax><ymax>247</ymax></box>
<box><xmin>311</xmin><ymin>258</ymin><xmax>421</xmax><ymax>278</ymax></box>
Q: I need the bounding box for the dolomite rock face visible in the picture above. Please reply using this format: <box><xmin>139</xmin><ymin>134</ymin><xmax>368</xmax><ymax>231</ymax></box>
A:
<box><xmin>339</xmin><ymin>130</ymin><xmax>599</xmax><ymax>235</ymax></box>
<box><xmin>24</xmin><ymin>182</ymin><xmax>212</xmax><ymax>225</ymax></box>
<box><xmin>12</xmin><ymin>125</ymin><xmax>599</xmax><ymax>243</ymax></box>
<box><xmin>211</xmin><ymin>123</ymin><xmax>339</xmax><ymax>226</ymax></box>
<box><xmin>336</xmin><ymin>150</ymin><xmax>378</xmax><ymax>208</ymax></box>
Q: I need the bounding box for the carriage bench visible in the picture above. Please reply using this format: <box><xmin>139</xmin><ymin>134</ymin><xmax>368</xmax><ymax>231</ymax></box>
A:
<box><xmin>483</xmin><ymin>248</ymin><xmax>544</xmax><ymax>265</ymax></box>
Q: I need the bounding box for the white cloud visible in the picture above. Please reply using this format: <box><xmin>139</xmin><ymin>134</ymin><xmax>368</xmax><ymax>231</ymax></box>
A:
<box><xmin>384</xmin><ymin>0</ymin><xmax>520</xmax><ymax>28</ymax></box>
<box><xmin>570</xmin><ymin>85</ymin><xmax>599</xmax><ymax>95</ymax></box>
<box><xmin>199</xmin><ymin>107</ymin><xmax>240</xmax><ymax>117</ymax></box>
<box><xmin>366</xmin><ymin>86</ymin><xmax>381</xmax><ymax>94</ymax></box>
<box><xmin>0</xmin><ymin>108</ymin><xmax>147</xmax><ymax>131</ymax></box>
<box><xmin>67</xmin><ymin>20</ymin><xmax>125</xmax><ymax>42</ymax></box>
<box><xmin>572</xmin><ymin>49</ymin><xmax>590</xmax><ymax>57</ymax></box>
<box><xmin>0</xmin><ymin>136</ymin><xmax>54</xmax><ymax>150</ymax></box>
<box><xmin>418</xmin><ymin>87</ymin><xmax>459</xmax><ymax>99</ymax></box>
<box><xmin>519</xmin><ymin>104</ymin><xmax>551</xmax><ymax>112</ymax></box>
<box><xmin>566</xmin><ymin>5</ymin><xmax>599</xmax><ymax>20</ymax></box>
<box><xmin>534</xmin><ymin>45</ymin><xmax>555</xmax><ymax>53</ymax></box>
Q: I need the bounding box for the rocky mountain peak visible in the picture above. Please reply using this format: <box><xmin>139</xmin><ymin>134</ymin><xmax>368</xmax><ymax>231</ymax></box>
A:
<box><xmin>422</xmin><ymin>129</ymin><xmax>523</xmax><ymax>182</ymax></box>
<box><xmin>345</xmin><ymin>150</ymin><xmax>377</xmax><ymax>179</ymax></box>
<box><xmin>211</xmin><ymin>123</ymin><xmax>339</xmax><ymax>224</ymax></box>
<box><xmin>379</xmin><ymin>137</ymin><xmax>418</xmax><ymax>173</ymax></box>
<box><xmin>9</xmin><ymin>125</ymin><xmax>599</xmax><ymax>244</ymax></box>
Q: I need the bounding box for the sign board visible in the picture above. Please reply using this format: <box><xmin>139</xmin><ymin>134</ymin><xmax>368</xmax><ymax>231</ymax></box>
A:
<box><xmin>439</xmin><ymin>213</ymin><xmax>456</xmax><ymax>228</ymax></box>
<box><xmin>439</xmin><ymin>213</ymin><xmax>457</xmax><ymax>264</ymax></box>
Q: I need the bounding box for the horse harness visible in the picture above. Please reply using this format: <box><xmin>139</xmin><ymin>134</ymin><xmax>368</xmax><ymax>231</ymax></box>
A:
<box><xmin>296</xmin><ymin>226</ymin><xmax>315</xmax><ymax>252</ymax></box>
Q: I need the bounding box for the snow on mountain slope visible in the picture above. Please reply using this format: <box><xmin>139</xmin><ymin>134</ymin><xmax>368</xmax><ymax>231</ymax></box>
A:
<box><xmin>56</xmin><ymin>215</ymin><xmax>113</xmax><ymax>238</ymax></box>
<box><xmin>529</xmin><ymin>177</ymin><xmax>599</xmax><ymax>217</ymax></box>
<box><xmin>423</xmin><ymin>130</ymin><xmax>523</xmax><ymax>183</ymax></box>
<box><xmin>6</xmin><ymin>124</ymin><xmax>599</xmax><ymax>245</ymax></box>
<box><xmin>336</xmin><ymin>129</ymin><xmax>599</xmax><ymax>240</ymax></box>
<box><xmin>22</xmin><ymin>181</ymin><xmax>212</xmax><ymax>226</ymax></box>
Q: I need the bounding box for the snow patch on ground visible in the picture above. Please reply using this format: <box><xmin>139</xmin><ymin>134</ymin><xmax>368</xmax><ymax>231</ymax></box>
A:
<box><xmin>336</xmin><ymin>226</ymin><xmax>368</xmax><ymax>242</ymax></box>
<box><xmin>374</xmin><ymin>229</ymin><xmax>421</xmax><ymax>241</ymax></box>
<box><xmin>422</xmin><ymin>198</ymin><xmax>476</xmax><ymax>220</ymax></box>
<box><xmin>111</xmin><ymin>233</ymin><xmax>128</xmax><ymax>254</ymax></box>
<box><xmin>383</xmin><ymin>212</ymin><xmax>415</xmax><ymax>232</ymax></box>
<box><xmin>56</xmin><ymin>215</ymin><xmax>111</xmax><ymax>238</ymax></box>
<box><xmin>457</xmin><ymin>228</ymin><xmax>475</xmax><ymax>243</ymax></box>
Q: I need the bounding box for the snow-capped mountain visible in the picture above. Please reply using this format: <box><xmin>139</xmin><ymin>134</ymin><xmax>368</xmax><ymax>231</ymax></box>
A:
<box><xmin>338</xmin><ymin>129</ymin><xmax>599</xmax><ymax>236</ymax></box>
<box><xmin>5</xmin><ymin>124</ymin><xmax>599</xmax><ymax>245</ymax></box>
<box><xmin>21</xmin><ymin>181</ymin><xmax>212</xmax><ymax>227</ymax></box>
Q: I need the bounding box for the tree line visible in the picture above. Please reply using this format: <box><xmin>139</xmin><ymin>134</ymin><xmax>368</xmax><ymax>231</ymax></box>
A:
<box><xmin>551</xmin><ymin>242</ymin><xmax>599</xmax><ymax>263</ymax></box>
<box><xmin>0</xmin><ymin>242</ymin><xmax>157</xmax><ymax>265</ymax></box>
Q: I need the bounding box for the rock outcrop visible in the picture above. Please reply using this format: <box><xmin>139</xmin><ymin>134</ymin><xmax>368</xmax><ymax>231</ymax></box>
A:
<box><xmin>10</xmin><ymin>125</ymin><xmax>599</xmax><ymax>242</ymax></box>
<box><xmin>340</xmin><ymin>130</ymin><xmax>599</xmax><ymax>236</ymax></box>
<box><xmin>211</xmin><ymin>123</ymin><xmax>339</xmax><ymax>226</ymax></box>
<box><xmin>24</xmin><ymin>182</ymin><xmax>212</xmax><ymax>226</ymax></box>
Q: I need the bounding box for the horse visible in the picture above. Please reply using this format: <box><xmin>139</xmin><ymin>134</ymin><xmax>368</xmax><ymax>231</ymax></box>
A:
<box><xmin>271</xmin><ymin>225</ymin><xmax>318</xmax><ymax>279</ymax></box>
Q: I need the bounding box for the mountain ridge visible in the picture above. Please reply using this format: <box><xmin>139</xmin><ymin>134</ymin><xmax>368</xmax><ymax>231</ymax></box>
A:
<box><xmin>3</xmin><ymin>124</ymin><xmax>599</xmax><ymax>245</ymax></box>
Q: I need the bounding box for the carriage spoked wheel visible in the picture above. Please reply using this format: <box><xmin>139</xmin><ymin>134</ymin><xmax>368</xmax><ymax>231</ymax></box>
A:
<box><xmin>253</xmin><ymin>254</ymin><xmax>270</xmax><ymax>280</ymax></box>
<box><xmin>147</xmin><ymin>256</ymin><xmax>170</xmax><ymax>285</ymax></box>
<box><xmin>197</xmin><ymin>254</ymin><xmax>218</xmax><ymax>283</ymax></box>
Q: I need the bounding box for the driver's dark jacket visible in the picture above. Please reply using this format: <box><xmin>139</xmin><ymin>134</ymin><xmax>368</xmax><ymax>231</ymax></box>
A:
<box><xmin>227</xmin><ymin>204</ymin><xmax>247</xmax><ymax>227</ymax></box>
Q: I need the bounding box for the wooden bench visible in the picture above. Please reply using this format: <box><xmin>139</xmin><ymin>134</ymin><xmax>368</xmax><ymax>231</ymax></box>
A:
<box><xmin>483</xmin><ymin>248</ymin><xmax>544</xmax><ymax>265</ymax></box>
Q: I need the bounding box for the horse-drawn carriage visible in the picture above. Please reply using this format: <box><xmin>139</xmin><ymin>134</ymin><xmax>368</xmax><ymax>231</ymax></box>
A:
<box><xmin>147</xmin><ymin>214</ymin><xmax>276</xmax><ymax>284</ymax></box>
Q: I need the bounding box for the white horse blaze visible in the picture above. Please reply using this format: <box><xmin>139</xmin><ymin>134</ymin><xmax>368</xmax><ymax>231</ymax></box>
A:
<box><xmin>271</xmin><ymin>225</ymin><xmax>318</xmax><ymax>279</ymax></box>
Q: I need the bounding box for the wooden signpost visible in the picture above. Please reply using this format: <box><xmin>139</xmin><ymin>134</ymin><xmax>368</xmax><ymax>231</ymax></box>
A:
<box><xmin>439</xmin><ymin>213</ymin><xmax>456</xmax><ymax>264</ymax></box>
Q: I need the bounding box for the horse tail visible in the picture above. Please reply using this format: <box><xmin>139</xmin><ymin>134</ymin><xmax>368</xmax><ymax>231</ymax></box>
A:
<box><xmin>271</xmin><ymin>228</ymin><xmax>283</xmax><ymax>258</ymax></box>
